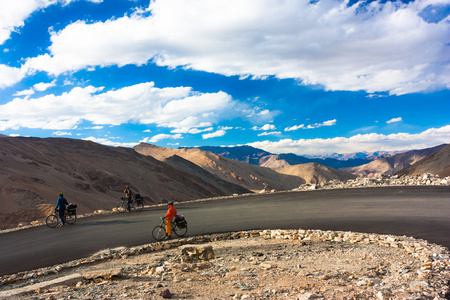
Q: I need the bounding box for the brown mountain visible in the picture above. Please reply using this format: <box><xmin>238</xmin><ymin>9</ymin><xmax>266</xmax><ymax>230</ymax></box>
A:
<box><xmin>134</xmin><ymin>143</ymin><xmax>356</xmax><ymax>191</ymax></box>
<box><xmin>258</xmin><ymin>155</ymin><xmax>291</xmax><ymax>169</ymax></box>
<box><xmin>276</xmin><ymin>163</ymin><xmax>356</xmax><ymax>184</ymax></box>
<box><xmin>340</xmin><ymin>144</ymin><xmax>447</xmax><ymax>176</ymax></box>
<box><xmin>0</xmin><ymin>137</ymin><xmax>250</xmax><ymax>230</ymax></box>
<box><xmin>134</xmin><ymin>143</ymin><xmax>301</xmax><ymax>191</ymax></box>
<box><xmin>396</xmin><ymin>144</ymin><xmax>450</xmax><ymax>177</ymax></box>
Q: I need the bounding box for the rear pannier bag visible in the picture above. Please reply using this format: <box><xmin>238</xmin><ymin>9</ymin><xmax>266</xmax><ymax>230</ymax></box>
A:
<box><xmin>67</xmin><ymin>203</ymin><xmax>77</xmax><ymax>215</ymax></box>
<box><xmin>176</xmin><ymin>215</ymin><xmax>187</xmax><ymax>228</ymax></box>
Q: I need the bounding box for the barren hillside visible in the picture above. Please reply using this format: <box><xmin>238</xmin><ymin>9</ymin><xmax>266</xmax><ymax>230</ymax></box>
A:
<box><xmin>0</xmin><ymin>137</ymin><xmax>250</xmax><ymax>230</ymax></box>
<box><xmin>134</xmin><ymin>143</ymin><xmax>356</xmax><ymax>191</ymax></box>
<box><xmin>275</xmin><ymin>162</ymin><xmax>356</xmax><ymax>184</ymax></box>
<box><xmin>134</xmin><ymin>143</ymin><xmax>302</xmax><ymax>191</ymax></box>
<box><xmin>341</xmin><ymin>144</ymin><xmax>447</xmax><ymax>176</ymax></box>
<box><xmin>397</xmin><ymin>144</ymin><xmax>450</xmax><ymax>177</ymax></box>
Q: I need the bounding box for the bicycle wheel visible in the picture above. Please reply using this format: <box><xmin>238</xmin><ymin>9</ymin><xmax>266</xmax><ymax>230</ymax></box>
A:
<box><xmin>152</xmin><ymin>226</ymin><xmax>166</xmax><ymax>241</ymax></box>
<box><xmin>46</xmin><ymin>215</ymin><xmax>58</xmax><ymax>228</ymax></box>
<box><xmin>133</xmin><ymin>201</ymin><xmax>144</xmax><ymax>212</ymax></box>
<box><xmin>116</xmin><ymin>201</ymin><xmax>126</xmax><ymax>213</ymax></box>
<box><xmin>173</xmin><ymin>223</ymin><xmax>188</xmax><ymax>237</ymax></box>
<box><xmin>65</xmin><ymin>212</ymin><xmax>77</xmax><ymax>224</ymax></box>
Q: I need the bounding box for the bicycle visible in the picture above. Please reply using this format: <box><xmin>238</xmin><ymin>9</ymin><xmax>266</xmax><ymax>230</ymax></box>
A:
<box><xmin>152</xmin><ymin>216</ymin><xmax>188</xmax><ymax>241</ymax></box>
<box><xmin>116</xmin><ymin>194</ymin><xmax>144</xmax><ymax>213</ymax></box>
<box><xmin>46</xmin><ymin>205</ymin><xmax>77</xmax><ymax>228</ymax></box>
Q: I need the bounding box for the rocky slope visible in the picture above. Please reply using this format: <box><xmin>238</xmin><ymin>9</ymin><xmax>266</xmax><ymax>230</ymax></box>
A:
<box><xmin>0</xmin><ymin>137</ymin><xmax>249</xmax><ymax>230</ymax></box>
<box><xmin>397</xmin><ymin>143</ymin><xmax>450</xmax><ymax>177</ymax></box>
<box><xmin>1</xmin><ymin>230</ymin><xmax>448</xmax><ymax>299</ymax></box>
<box><xmin>134</xmin><ymin>143</ymin><xmax>355</xmax><ymax>191</ymax></box>
<box><xmin>275</xmin><ymin>162</ymin><xmax>356</xmax><ymax>185</ymax></box>
<box><xmin>188</xmin><ymin>145</ymin><xmax>373</xmax><ymax>169</ymax></box>
<box><xmin>341</xmin><ymin>144</ymin><xmax>447</xmax><ymax>176</ymax></box>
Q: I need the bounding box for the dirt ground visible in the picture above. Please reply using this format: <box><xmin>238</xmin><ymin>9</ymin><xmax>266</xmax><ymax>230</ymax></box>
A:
<box><xmin>5</xmin><ymin>236</ymin><xmax>446</xmax><ymax>300</ymax></box>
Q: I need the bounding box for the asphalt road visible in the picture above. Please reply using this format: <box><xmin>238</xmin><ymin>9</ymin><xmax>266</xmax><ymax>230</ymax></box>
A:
<box><xmin>0</xmin><ymin>186</ymin><xmax>449</xmax><ymax>276</ymax></box>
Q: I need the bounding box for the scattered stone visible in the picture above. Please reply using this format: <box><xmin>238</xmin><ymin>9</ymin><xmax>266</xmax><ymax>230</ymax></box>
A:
<box><xmin>1</xmin><ymin>228</ymin><xmax>448</xmax><ymax>299</ymax></box>
<box><xmin>82</xmin><ymin>268</ymin><xmax>122</xmax><ymax>280</ymax></box>
<box><xmin>160</xmin><ymin>288</ymin><xmax>172</xmax><ymax>298</ymax></box>
<box><xmin>180</xmin><ymin>245</ymin><xmax>215</xmax><ymax>261</ymax></box>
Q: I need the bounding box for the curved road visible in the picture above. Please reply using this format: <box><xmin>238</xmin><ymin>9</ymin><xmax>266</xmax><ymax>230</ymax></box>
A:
<box><xmin>0</xmin><ymin>186</ymin><xmax>449</xmax><ymax>276</ymax></box>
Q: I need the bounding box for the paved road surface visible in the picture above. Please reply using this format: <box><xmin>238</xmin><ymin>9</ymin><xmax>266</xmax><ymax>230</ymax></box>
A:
<box><xmin>0</xmin><ymin>186</ymin><xmax>449</xmax><ymax>276</ymax></box>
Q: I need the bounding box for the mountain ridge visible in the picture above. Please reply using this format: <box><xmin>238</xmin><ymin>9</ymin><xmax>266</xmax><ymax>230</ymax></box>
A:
<box><xmin>134</xmin><ymin>143</ymin><xmax>356</xmax><ymax>191</ymax></box>
<box><xmin>341</xmin><ymin>144</ymin><xmax>448</xmax><ymax>176</ymax></box>
<box><xmin>0</xmin><ymin>136</ymin><xmax>250</xmax><ymax>230</ymax></box>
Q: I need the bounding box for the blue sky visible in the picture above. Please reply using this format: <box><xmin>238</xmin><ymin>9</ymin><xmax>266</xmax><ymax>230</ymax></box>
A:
<box><xmin>0</xmin><ymin>0</ymin><xmax>449</xmax><ymax>156</ymax></box>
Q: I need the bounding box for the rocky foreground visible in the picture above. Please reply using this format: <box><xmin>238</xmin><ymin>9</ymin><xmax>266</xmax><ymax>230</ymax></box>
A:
<box><xmin>0</xmin><ymin>229</ymin><xmax>449</xmax><ymax>299</ymax></box>
<box><xmin>291</xmin><ymin>173</ymin><xmax>450</xmax><ymax>192</ymax></box>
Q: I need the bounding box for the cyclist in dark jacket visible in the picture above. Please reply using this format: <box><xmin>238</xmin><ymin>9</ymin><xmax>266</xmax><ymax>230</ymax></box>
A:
<box><xmin>124</xmin><ymin>185</ymin><xmax>132</xmax><ymax>212</ymax></box>
<box><xmin>55</xmin><ymin>193</ymin><xmax>69</xmax><ymax>226</ymax></box>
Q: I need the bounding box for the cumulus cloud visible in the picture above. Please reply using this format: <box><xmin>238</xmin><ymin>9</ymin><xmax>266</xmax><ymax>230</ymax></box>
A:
<box><xmin>83</xmin><ymin>136</ymin><xmax>138</xmax><ymax>147</ymax></box>
<box><xmin>202</xmin><ymin>129</ymin><xmax>226</xmax><ymax>139</ymax></box>
<box><xmin>33</xmin><ymin>80</ymin><xmax>57</xmax><ymax>92</ymax></box>
<box><xmin>285</xmin><ymin>124</ymin><xmax>305</xmax><ymax>131</ymax></box>
<box><xmin>0</xmin><ymin>82</ymin><xmax>238</xmax><ymax>131</ymax></box>
<box><xmin>386</xmin><ymin>117</ymin><xmax>403</xmax><ymax>124</ymax></box>
<box><xmin>52</xmin><ymin>131</ymin><xmax>72</xmax><ymax>136</ymax></box>
<box><xmin>0</xmin><ymin>64</ymin><xmax>27</xmax><ymax>88</ymax></box>
<box><xmin>20</xmin><ymin>0</ymin><xmax>450</xmax><ymax>94</ymax></box>
<box><xmin>285</xmin><ymin>119</ymin><xmax>337</xmax><ymax>131</ymax></box>
<box><xmin>172</xmin><ymin>127</ymin><xmax>213</xmax><ymax>134</ymax></box>
<box><xmin>248</xmin><ymin>125</ymin><xmax>450</xmax><ymax>155</ymax></box>
<box><xmin>0</xmin><ymin>0</ymin><xmax>50</xmax><ymax>45</ymax></box>
<box><xmin>0</xmin><ymin>0</ymin><xmax>102</xmax><ymax>45</ymax></box>
<box><xmin>253</xmin><ymin>124</ymin><xmax>276</xmax><ymax>131</ymax></box>
<box><xmin>258</xmin><ymin>131</ymin><xmax>281</xmax><ymax>136</ymax></box>
<box><xmin>144</xmin><ymin>133</ymin><xmax>183</xmax><ymax>143</ymax></box>
<box><xmin>13</xmin><ymin>88</ymin><xmax>35</xmax><ymax>97</ymax></box>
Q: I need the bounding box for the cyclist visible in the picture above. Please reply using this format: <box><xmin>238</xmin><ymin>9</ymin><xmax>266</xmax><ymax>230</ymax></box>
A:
<box><xmin>55</xmin><ymin>193</ymin><xmax>69</xmax><ymax>227</ymax></box>
<box><xmin>164</xmin><ymin>202</ymin><xmax>177</xmax><ymax>239</ymax></box>
<box><xmin>124</xmin><ymin>185</ymin><xmax>132</xmax><ymax>212</ymax></box>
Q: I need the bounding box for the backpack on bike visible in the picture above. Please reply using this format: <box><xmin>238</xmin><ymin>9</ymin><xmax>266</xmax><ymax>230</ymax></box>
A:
<box><xmin>67</xmin><ymin>203</ymin><xmax>77</xmax><ymax>215</ymax></box>
<box><xmin>134</xmin><ymin>194</ymin><xmax>143</xmax><ymax>203</ymax></box>
<box><xmin>175</xmin><ymin>215</ymin><xmax>187</xmax><ymax>228</ymax></box>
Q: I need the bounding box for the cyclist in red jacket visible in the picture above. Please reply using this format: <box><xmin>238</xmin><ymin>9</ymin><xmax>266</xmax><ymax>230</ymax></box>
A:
<box><xmin>164</xmin><ymin>202</ymin><xmax>177</xmax><ymax>239</ymax></box>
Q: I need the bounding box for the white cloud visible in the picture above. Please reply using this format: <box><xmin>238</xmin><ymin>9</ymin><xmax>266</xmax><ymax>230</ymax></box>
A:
<box><xmin>52</xmin><ymin>131</ymin><xmax>72</xmax><ymax>136</ymax></box>
<box><xmin>307</xmin><ymin>119</ymin><xmax>337</xmax><ymax>129</ymax></box>
<box><xmin>21</xmin><ymin>0</ymin><xmax>450</xmax><ymax>94</ymax></box>
<box><xmin>0</xmin><ymin>0</ymin><xmax>102</xmax><ymax>45</ymax></box>
<box><xmin>13</xmin><ymin>88</ymin><xmax>35</xmax><ymax>96</ymax></box>
<box><xmin>248</xmin><ymin>125</ymin><xmax>450</xmax><ymax>155</ymax></box>
<box><xmin>0</xmin><ymin>64</ymin><xmax>27</xmax><ymax>88</ymax></box>
<box><xmin>0</xmin><ymin>0</ymin><xmax>52</xmax><ymax>45</ymax></box>
<box><xmin>258</xmin><ymin>131</ymin><xmax>281</xmax><ymax>136</ymax></box>
<box><xmin>0</xmin><ymin>82</ymin><xmax>238</xmax><ymax>131</ymax></box>
<box><xmin>253</xmin><ymin>124</ymin><xmax>276</xmax><ymax>131</ymax></box>
<box><xmin>285</xmin><ymin>119</ymin><xmax>337</xmax><ymax>131</ymax></box>
<box><xmin>33</xmin><ymin>80</ymin><xmax>57</xmax><ymax>92</ymax></box>
<box><xmin>171</xmin><ymin>127</ymin><xmax>213</xmax><ymax>134</ymax></box>
<box><xmin>386</xmin><ymin>117</ymin><xmax>403</xmax><ymax>124</ymax></box>
<box><xmin>322</xmin><ymin>119</ymin><xmax>337</xmax><ymax>126</ymax></box>
<box><xmin>83</xmin><ymin>136</ymin><xmax>138</xmax><ymax>147</ymax></box>
<box><xmin>202</xmin><ymin>129</ymin><xmax>226</xmax><ymax>139</ymax></box>
<box><xmin>285</xmin><ymin>124</ymin><xmax>305</xmax><ymax>131</ymax></box>
<box><xmin>145</xmin><ymin>133</ymin><xmax>183</xmax><ymax>143</ymax></box>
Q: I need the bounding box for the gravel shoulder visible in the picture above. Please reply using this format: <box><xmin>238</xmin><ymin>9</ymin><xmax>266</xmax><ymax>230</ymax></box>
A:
<box><xmin>1</xmin><ymin>229</ymin><xmax>449</xmax><ymax>300</ymax></box>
